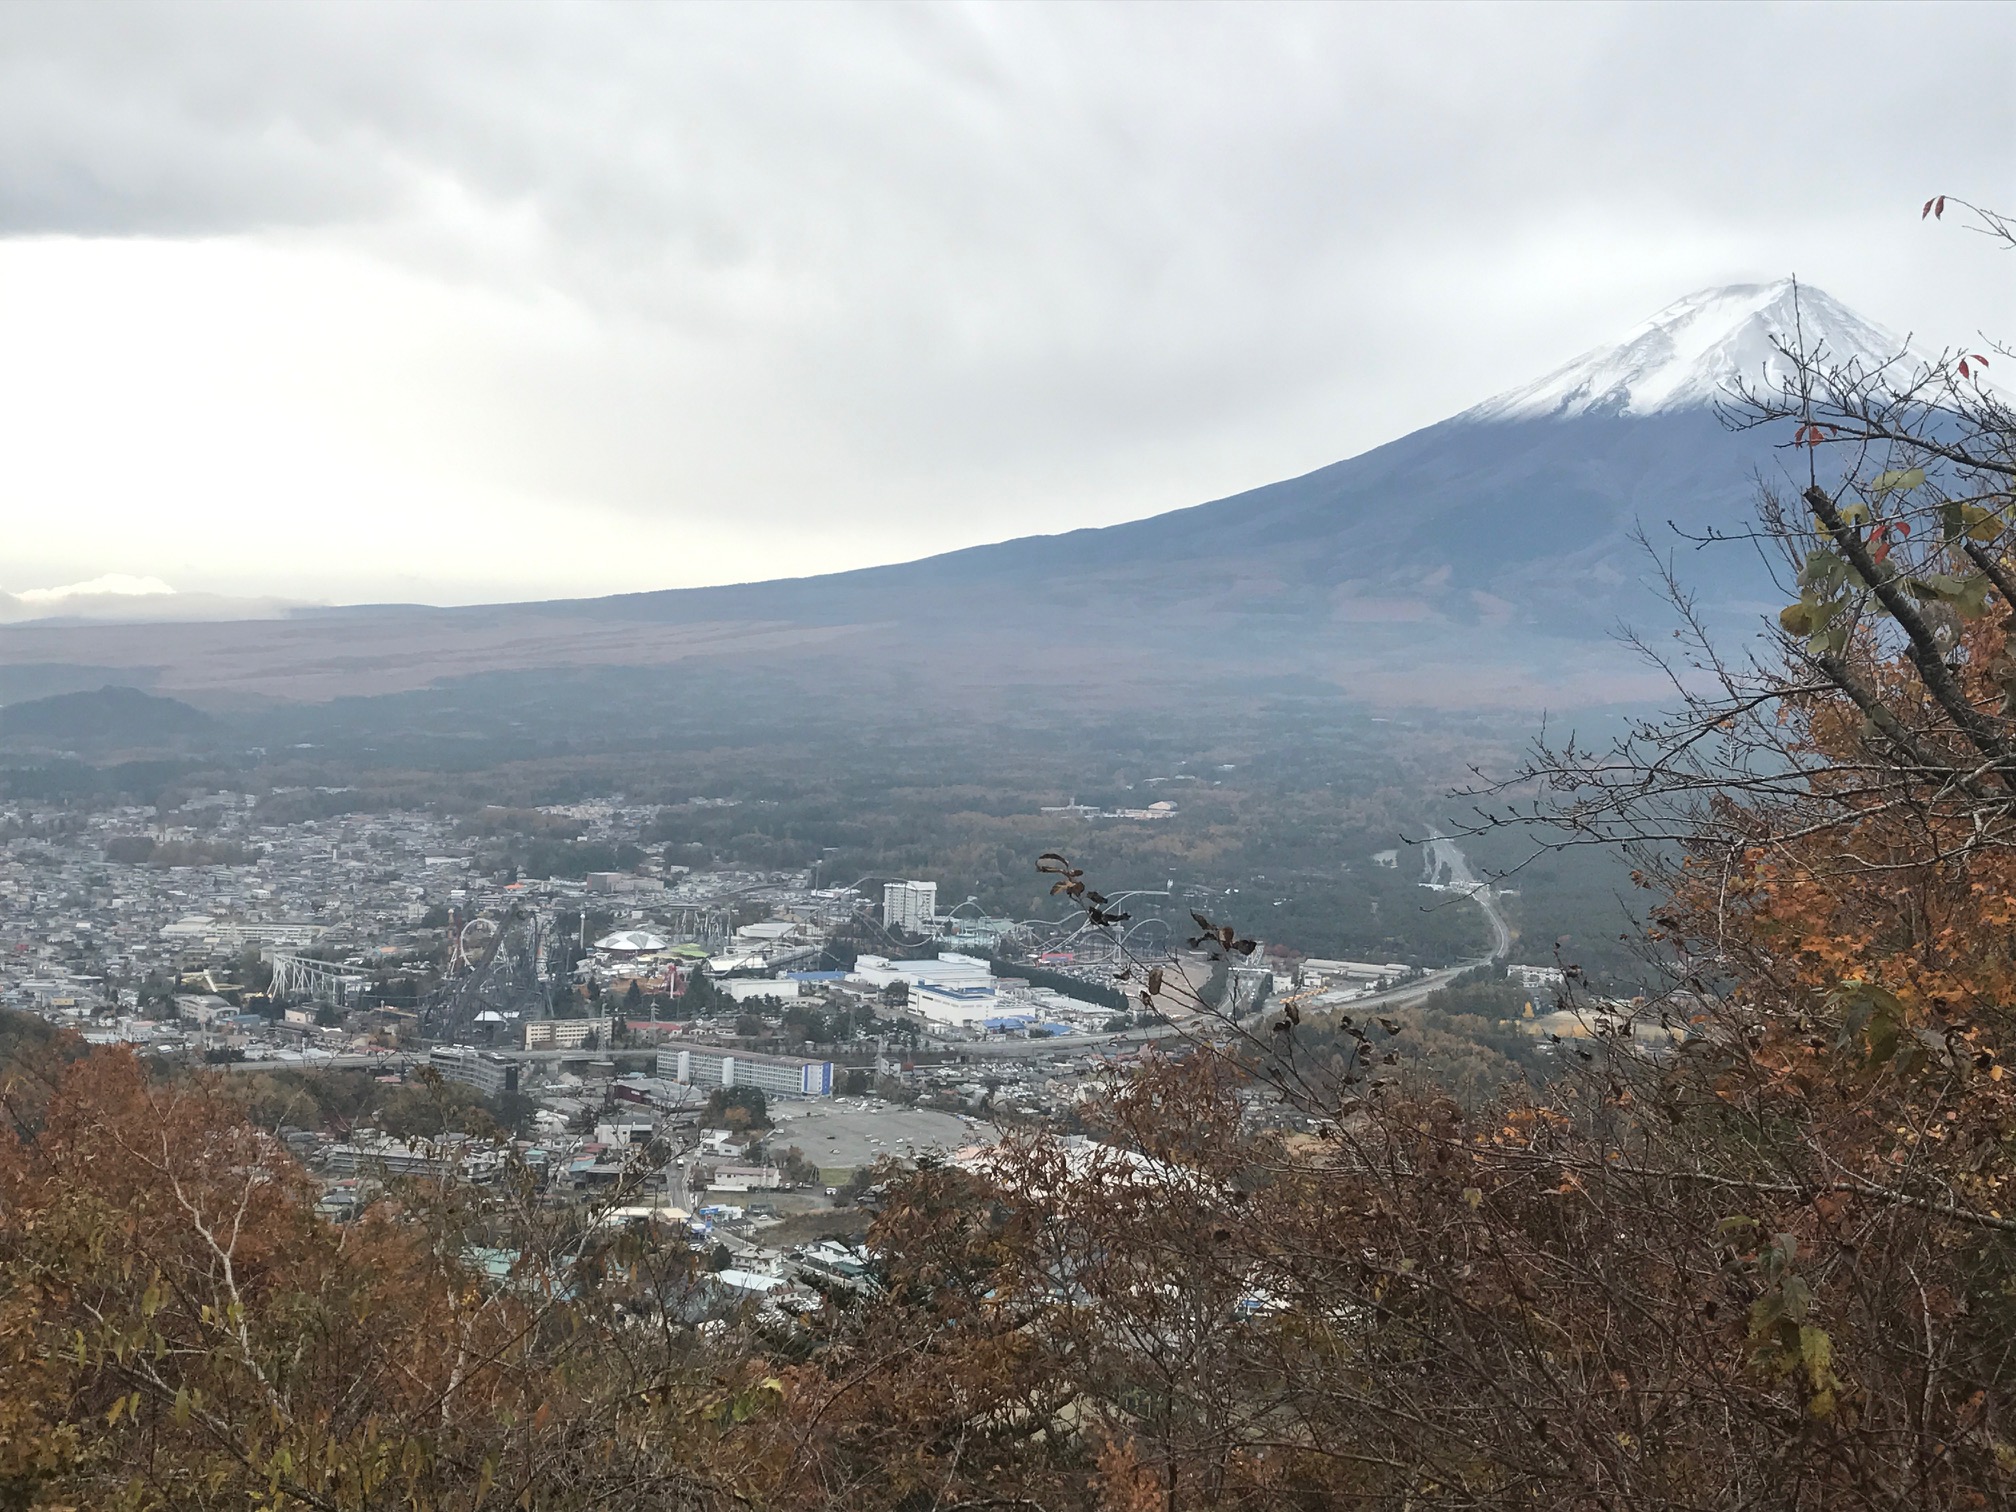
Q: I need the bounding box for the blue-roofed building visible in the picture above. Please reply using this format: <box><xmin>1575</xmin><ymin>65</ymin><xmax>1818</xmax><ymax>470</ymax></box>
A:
<box><xmin>980</xmin><ymin>1015</ymin><xmax>1036</xmax><ymax>1032</ymax></box>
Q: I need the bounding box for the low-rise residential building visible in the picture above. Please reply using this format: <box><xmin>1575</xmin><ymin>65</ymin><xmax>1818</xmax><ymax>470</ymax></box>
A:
<box><xmin>523</xmin><ymin>1017</ymin><xmax>613</xmax><ymax>1050</ymax></box>
<box><xmin>708</xmin><ymin>1164</ymin><xmax>783</xmax><ymax>1192</ymax></box>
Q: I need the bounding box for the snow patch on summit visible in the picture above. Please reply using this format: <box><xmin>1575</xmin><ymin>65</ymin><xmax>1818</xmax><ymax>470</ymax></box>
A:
<box><xmin>1466</xmin><ymin>280</ymin><xmax>1911</xmax><ymax>422</ymax></box>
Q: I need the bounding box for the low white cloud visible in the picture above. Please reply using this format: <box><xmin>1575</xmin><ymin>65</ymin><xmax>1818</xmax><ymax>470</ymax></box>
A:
<box><xmin>15</xmin><ymin>574</ymin><xmax>176</xmax><ymax>604</ymax></box>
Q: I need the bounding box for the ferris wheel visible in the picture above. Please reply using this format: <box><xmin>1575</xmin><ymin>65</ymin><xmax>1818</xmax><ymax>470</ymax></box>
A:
<box><xmin>452</xmin><ymin>915</ymin><xmax>499</xmax><ymax>972</ymax></box>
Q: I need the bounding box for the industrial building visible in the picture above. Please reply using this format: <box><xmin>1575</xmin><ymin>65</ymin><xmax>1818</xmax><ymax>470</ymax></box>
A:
<box><xmin>850</xmin><ymin>951</ymin><xmax>1002</xmax><ymax>1025</ymax></box>
<box><xmin>584</xmin><ymin>872</ymin><xmax>665</xmax><ymax>894</ymax></box>
<box><xmin>881</xmin><ymin>879</ymin><xmax>937</xmax><ymax>934</ymax></box>
<box><xmin>1297</xmin><ymin>959</ymin><xmax>1410</xmax><ymax>986</ymax></box>
<box><xmin>657</xmin><ymin>1047</ymin><xmax>834</xmax><ymax>1098</ymax></box>
<box><xmin>907</xmin><ymin>981</ymin><xmax>1001</xmax><ymax>1023</ymax></box>
<box><xmin>851</xmin><ymin>951</ymin><xmax>992</xmax><ymax>992</ymax></box>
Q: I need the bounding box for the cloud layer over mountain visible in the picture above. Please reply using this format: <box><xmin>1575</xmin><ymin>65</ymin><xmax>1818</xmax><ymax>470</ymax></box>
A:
<box><xmin>1</xmin><ymin>2</ymin><xmax>2009</xmax><ymax>605</ymax></box>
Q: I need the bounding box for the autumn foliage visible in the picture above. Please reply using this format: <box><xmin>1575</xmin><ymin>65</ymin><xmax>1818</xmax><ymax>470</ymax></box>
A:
<box><xmin>0</xmin><ymin>1045</ymin><xmax>781</xmax><ymax>1511</ymax></box>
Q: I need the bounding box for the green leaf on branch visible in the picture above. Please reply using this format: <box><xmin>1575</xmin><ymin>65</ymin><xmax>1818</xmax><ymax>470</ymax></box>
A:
<box><xmin>1904</xmin><ymin>573</ymin><xmax>1966</xmax><ymax>601</ymax></box>
<box><xmin>1832</xmin><ymin>979</ymin><xmax>1910</xmax><ymax>1067</ymax></box>
<box><xmin>1901</xmin><ymin>573</ymin><xmax>1991</xmax><ymax>617</ymax></box>
<box><xmin>1870</xmin><ymin>467</ymin><xmax>1925</xmax><ymax>496</ymax></box>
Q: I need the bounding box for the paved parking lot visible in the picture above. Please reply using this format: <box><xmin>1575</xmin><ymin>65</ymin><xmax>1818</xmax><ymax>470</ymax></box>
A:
<box><xmin>765</xmin><ymin>1101</ymin><xmax>996</xmax><ymax>1177</ymax></box>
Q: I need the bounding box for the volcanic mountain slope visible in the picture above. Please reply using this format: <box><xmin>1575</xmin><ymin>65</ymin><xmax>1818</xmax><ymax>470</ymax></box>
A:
<box><xmin>622</xmin><ymin>281</ymin><xmax>1898</xmax><ymax>632</ymax></box>
<box><xmin>0</xmin><ymin>280</ymin><xmax>1913</xmax><ymax>709</ymax></box>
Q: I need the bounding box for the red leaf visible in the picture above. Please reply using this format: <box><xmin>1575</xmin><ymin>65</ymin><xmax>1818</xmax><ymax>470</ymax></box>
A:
<box><xmin>1924</xmin><ymin>197</ymin><xmax>1937</xmax><ymax>219</ymax></box>
<box><xmin>1960</xmin><ymin>360</ymin><xmax>1971</xmax><ymax>379</ymax></box>
<box><xmin>1973</xmin><ymin>354</ymin><xmax>1990</xmax><ymax>368</ymax></box>
<box><xmin>1937</xmin><ymin>195</ymin><xmax>1947</xmax><ymax>218</ymax></box>
<box><xmin>1894</xmin><ymin>521</ymin><xmax>1911</xmax><ymax>538</ymax></box>
<box><xmin>1872</xmin><ymin>542</ymin><xmax>1893</xmax><ymax>565</ymax></box>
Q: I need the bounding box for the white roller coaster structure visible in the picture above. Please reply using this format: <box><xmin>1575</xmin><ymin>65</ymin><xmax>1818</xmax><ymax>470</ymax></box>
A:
<box><xmin>269</xmin><ymin>954</ymin><xmax>370</xmax><ymax>1006</ymax></box>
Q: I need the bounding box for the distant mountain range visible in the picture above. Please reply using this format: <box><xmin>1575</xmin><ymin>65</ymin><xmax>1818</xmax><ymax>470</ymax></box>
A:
<box><xmin>0</xmin><ymin>280</ymin><xmax>1907</xmax><ymax>711</ymax></box>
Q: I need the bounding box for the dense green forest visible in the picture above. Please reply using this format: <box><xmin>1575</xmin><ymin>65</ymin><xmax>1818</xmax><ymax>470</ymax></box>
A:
<box><xmin>0</xmin><ymin>670</ymin><xmax>1645</xmax><ymax>977</ymax></box>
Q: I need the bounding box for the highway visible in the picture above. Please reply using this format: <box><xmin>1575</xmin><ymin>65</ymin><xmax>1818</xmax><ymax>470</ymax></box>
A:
<box><xmin>1422</xmin><ymin>827</ymin><xmax>1513</xmax><ymax>960</ymax></box>
<box><xmin>217</xmin><ymin>1045</ymin><xmax>634</xmax><ymax>1074</ymax></box>
<box><xmin>214</xmin><ymin>1031</ymin><xmax>1181</xmax><ymax>1074</ymax></box>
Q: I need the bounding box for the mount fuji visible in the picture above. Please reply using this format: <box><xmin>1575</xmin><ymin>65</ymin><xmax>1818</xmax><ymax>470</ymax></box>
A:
<box><xmin>557</xmin><ymin>278</ymin><xmax>1910</xmax><ymax>690</ymax></box>
<box><xmin>874</xmin><ymin>279</ymin><xmax>1902</xmax><ymax>622</ymax></box>
<box><xmin>0</xmin><ymin>279</ymin><xmax>1917</xmax><ymax>708</ymax></box>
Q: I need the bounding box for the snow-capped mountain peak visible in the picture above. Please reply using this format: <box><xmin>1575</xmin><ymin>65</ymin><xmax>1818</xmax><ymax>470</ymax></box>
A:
<box><xmin>1465</xmin><ymin>279</ymin><xmax>1912</xmax><ymax>422</ymax></box>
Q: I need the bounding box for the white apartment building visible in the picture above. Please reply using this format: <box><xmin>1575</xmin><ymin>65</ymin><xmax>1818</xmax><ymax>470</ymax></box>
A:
<box><xmin>428</xmin><ymin>1045</ymin><xmax>521</xmax><ymax>1099</ymax></box>
<box><xmin>882</xmin><ymin>880</ymin><xmax>937</xmax><ymax>934</ymax></box>
<box><xmin>522</xmin><ymin>1016</ymin><xmax>615</xmax><ymax>1050</ymax></box>
<box><xmin>658</xmin><ymin>1048</ymin><xmax>834</xmax><ymax>1098</ymax></box>
<box><xmin>159</xmin><ymin>916</ymin><xmax>326</xmax><ymax>950</ymax></box>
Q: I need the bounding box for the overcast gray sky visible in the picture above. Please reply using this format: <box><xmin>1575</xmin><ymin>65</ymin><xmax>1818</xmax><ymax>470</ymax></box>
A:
<box><xmin>1</xmin><ymin>0</ymin><xmax>2010</xmax><ymax>606</ymax></box>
